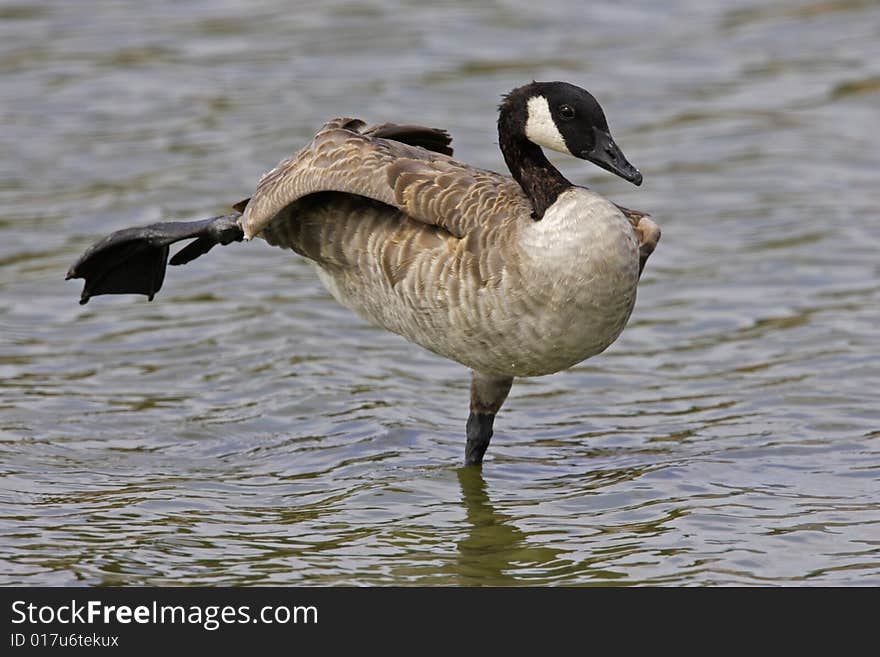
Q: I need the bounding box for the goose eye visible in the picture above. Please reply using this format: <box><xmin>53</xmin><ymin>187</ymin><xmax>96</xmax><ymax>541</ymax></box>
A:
<box><xmin>558</xmin><ymin>104</ymin><xmax>575</xmax><ymax>120</ymax></box>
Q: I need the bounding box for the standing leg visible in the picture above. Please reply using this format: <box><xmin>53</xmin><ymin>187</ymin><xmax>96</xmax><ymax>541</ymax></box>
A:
<box><xmin>465</xmin><ymin>372</ymin><xmax>514</xmax><ymax>466</ymax></box>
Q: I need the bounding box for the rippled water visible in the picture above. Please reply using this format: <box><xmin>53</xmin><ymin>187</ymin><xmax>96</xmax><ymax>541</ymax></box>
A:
<box><xmin>2</xmin><ymin>0</ymin><xmax>879</xmax><ymax>585</ymax></box>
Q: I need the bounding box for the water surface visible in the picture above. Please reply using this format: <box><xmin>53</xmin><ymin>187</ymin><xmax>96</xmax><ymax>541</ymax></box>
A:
<box><xmin>1</xmin><ymin>0</ymin><xmax>878</xmax><ymax>585</ymax></box>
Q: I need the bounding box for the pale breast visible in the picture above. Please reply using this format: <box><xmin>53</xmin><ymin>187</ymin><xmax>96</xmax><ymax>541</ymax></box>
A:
<box><xmin>476</xmin><ymin>188</ymin><xmax>641</xmax><ymax>376</ymax></box>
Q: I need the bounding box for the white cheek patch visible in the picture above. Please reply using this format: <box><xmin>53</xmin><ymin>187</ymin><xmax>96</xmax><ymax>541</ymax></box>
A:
<box><xmin>524</xmin><ymin>95</ymin><xmax>570</xmax><ymax>154</ymax></box>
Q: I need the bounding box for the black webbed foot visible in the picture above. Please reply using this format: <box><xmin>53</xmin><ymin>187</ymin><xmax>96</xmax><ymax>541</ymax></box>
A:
<box><xmin>66</xmin><ymin>213</ymin><xmax>243</xmax><ymax>305</ymax></box>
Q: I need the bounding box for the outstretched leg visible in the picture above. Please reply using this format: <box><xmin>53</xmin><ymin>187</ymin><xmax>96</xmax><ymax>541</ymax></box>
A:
<box><xmin>67</xmin><ymin>213</ymin><xmax>244</xmax><ymax>304</ymax></box>
<box><xmin>465</xmin><ymin>372</ymin><xmax>514</xmax><ymax>466</ymax></box>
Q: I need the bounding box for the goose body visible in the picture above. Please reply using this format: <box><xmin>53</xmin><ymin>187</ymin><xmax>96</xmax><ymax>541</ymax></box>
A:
<box><xmin>262</xmin><ymin>180</ymin><xmax>639</xmax><ymax>378</ymax></box>
<box><xmin>68</xmin><ymin>81</ymin><xmax>660</xmax><ymax>465</ymax></box>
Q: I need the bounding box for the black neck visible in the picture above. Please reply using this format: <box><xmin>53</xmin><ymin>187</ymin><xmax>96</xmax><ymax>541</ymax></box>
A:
<box><xmin>498</xmin><ymin>113</ymin><xmax>572</xmax><ymax>220</ymax></box>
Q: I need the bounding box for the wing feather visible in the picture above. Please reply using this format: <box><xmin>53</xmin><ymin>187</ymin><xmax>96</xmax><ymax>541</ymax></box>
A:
<box><xmin>616</xmin><ymin>204</ymin><xmax>661</xmax><ymax>275</ymax></box>
<box><xmin>241</xmin><ymin>117</ymin><xmax>532</xmax><ymax>240</ymax></box>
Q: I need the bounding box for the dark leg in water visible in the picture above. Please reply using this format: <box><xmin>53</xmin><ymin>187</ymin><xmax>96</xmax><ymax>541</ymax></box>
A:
<box><xmin>66</xmin><ymin>213</ymin><xmax>244</xmax><ymax>304</ymax></box>
<box><xmin>465</xmin><ymin>372</ymin><xmax>514</xmax><ymax>466</ymax></box>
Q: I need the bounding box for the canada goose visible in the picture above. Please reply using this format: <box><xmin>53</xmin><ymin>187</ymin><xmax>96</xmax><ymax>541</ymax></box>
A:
<box><xmin>68</xmin><ymin>81</ymin><xmax>660</xmax><ymax>466</ymax></box>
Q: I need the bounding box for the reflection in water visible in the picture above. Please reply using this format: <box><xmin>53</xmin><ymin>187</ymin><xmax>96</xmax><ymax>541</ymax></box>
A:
<box><xmin>455</xmin><ymin>468</ymin><xmax>560</xmax><ymax>585</ymax></box>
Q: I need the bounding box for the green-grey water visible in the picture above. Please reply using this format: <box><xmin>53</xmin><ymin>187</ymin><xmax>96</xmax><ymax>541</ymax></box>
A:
<box><xmin>1</xmin><ymin>0</ymin><xmax>878</xmax><ymax>585</ymax></box>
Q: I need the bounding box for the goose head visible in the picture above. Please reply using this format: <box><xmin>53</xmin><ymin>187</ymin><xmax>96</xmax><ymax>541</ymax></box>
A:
<box><xmin>500</xmin><ymin>81</ymin><xmax>643</xmax><ymax>186</ymax></box>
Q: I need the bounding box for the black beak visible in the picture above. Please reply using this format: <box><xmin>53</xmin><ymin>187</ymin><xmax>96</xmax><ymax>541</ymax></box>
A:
<box><xmin>580</xmin><ymin>129</ymin><xmax>643</xmax><ymax>186</ymax></box>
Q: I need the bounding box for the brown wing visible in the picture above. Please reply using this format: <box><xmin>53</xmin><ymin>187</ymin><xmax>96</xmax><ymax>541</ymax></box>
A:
<box><xmin>363</xmin><ymin>123</ymin><xmax>454</xmax><ymax>156</ymax></box>
<box><xmin>616</xmin><ymin>204</ymin><xmax>661</xmax><ymax>275</ymax></box>
<box><xmin>241</xmin><ymin>117</ymin><xmax>532</xmax><ymax>240</ymax></box>
<box><xmin>230</xmin><ymin>122</ymin><xmax>455</xmax><ymax>215</ymax></box>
